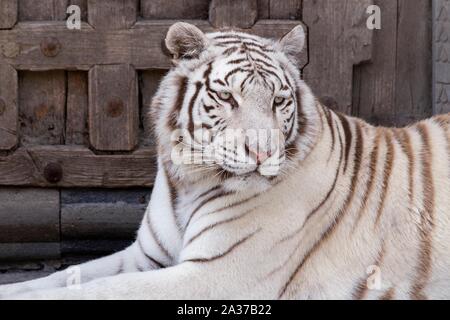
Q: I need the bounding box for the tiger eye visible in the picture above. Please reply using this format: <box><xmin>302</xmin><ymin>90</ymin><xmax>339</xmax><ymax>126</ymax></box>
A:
<box><xmin>274</xmin><ymin>97</ymin><xmax>285</xmax><ymax>104</ymax></box>
<box><xmin>218</xmin><ymin>92</ymin><xmax>232</xmax><ymax>100</ymax></box>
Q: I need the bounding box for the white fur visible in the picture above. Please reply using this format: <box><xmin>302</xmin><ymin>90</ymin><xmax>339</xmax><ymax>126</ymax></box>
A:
<box><xmin>1</xmin><ymin>24</ymin><xmax>449</xmax><ymax>300</ymax></box>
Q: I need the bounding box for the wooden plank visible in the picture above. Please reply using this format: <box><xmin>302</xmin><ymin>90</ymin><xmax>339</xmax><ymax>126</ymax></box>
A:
<box><xmin>433</xmin><ymin>0</ymin><xmax>450</xmax><ymax>114</ymax></box>
<box><xmin>88</xmin><ymin>0</ymin><xmax>137</xmax><ymax>30</ymax></box>
<box><xmin>0</xmin><ymin>188</ymin><xmax>59</xmax><ymax>243</ymax></box>
<box><xmin>61</xmin><ymin>189</ymin><xmax>149</xmax><ymax>240</ymax></box>
<box><xmin>61</xmin><ymin>240</ymin><xmax>131</xmax><ymax>255</ymax></box>
<box><xmin>141</xmin><ymin>0</ymin><xmax>209</xmax><ymax>19</ymax></box>
<box><xmin>269</xmin><ymin>0</ymin><xmax>302</xmax><ymax>20</ymax></box>
<box><xmin>66</xmin><ymin>71</ymin><xmax>88</xmax><ymax>145</ymax></box>
<box><xmin>353</xmin><ymin>0</ymin><xmax>398</xmax><ymax>125</ymax></box>
<box><xmin>69</xmin><ymin>0</ymin><xmax>87</xmax><ymax>21</ymax></box>
<box><xmin>18</xmin><ymin>70</ymin><xmax>66</xmax><ymax>146</ymax></box>
<box><xmin>19</xmin><ymin>0</ymin><xmax>68</xmax><ymax>21</ymax></box>
<box><xmin>0</xmin><ymin>146</ymin><xmax>156</xmax><ymax>187</ymax></box>
<box><xmin>0</xmin><ymin>0</ymin><xmax>18</xmax><ymax>29</ymax></box>
<box><xmin>0</xmin><ymin>243</ymin><xmax>60</xmax><ymax>261</ymax></box>
<box><xmin>257</xmin><ymin>0</ymin><xmax>270</xmax><ymax>19</ymax></box>
<box><xmin>0</xmin><ymin>20</ymin><xmax>306</xmax><ymax>70</ymax></box>
<box><xmin>0</xmin><ymin>64</ymin><xmax>18</xmax><ymax>150</ymax></box>
<box><xmin>395</xmin><ymin>0</ymin><xmax>432</xmax><ymax>123</ymax></box>
<box><xmin>209</xmin><ymin>0</ymin><xmax>258</xmax><ymax>29</ymax></box>
<box><xmin>303</xmin><ymin>0</ymin><xmax>373</xmax><ymax>115</ymax></box>
<box><xmin>89</xmin><ymin>64</ymin><xmax>139</xmax><ymax>151</ymax></box>
<box><xmin>140</xmin><ymin>70</ymin><xmax>167</xmax><ymax>147</ymax></box>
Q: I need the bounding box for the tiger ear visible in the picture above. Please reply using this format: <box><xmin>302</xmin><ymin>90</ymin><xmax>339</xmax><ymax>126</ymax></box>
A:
<box><xmin>165</xmin><ymin>22</ymin><xmax>208</xmax><ymax>60</ymax></box>
<box><xmin>277</xmin><ymin>24</ymin><xmax>306</xmax><ymax>64</ymax></box>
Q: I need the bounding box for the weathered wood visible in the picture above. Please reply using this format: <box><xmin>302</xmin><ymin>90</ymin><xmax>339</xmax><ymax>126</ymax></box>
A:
<box><xmin>354</xmin><ymin>0</ymin><xmax>433</xmax><ymax>126</ymax></box>
<box><xmin>0</xmin><ymin>146</ymin><xmax>156</xmax><ymax>187</ymax></box>
<box><xmin>269</xmin><ymin>0</ymin><xmax>302</xmax><ymax>20</ymax></box>
<box><xmin>88</xmin><ymin>0</ymin><xmax>137</xmax><ymax>30</ymax></box>
<box><xmin>353</xmin><ymin>0</ymin><xmax>399</xmax><ymax>125</ymax></box>
<box><xmin>396</xmin><ymin>0</ymin><xmax>432</xmax><ymax>122</ymax></box>
<box><xmin>69</xmin><ymin>0</ymin><xmax>87</xmax><ymax>21</ymax></box>
<box><xmin>140</xmin><ymin>70</ymin><xmax>167</xmax><ymax>147</ymax></box>
<box><xmin>303</xmin><ymin>0</ymin><xmax>373</xmax><ymax>115</ymax></box>
<box><xmin>18</xmin><ymin>71</ymin><xmax>66</xmax><ymax>145</ymax></box>
<box><xmin>0</xmin><ymin>188</ymin><xmax>59</xmax><ymax>243</ymax></box>
<box><xmin>61</xmin><ymin>240</ymin><xmax>132</xmax><ymax>255</ymax></box>
<box><xmin>0</xmin><ymin>64</ymin><xmax>18</xmax><ymax>150</ymax></box>
<box><xmin>61</xmin><ymin>189</ymin><xmax>149</xmax><ymax>240</ymax></box>
<box><xmin>433</xmin><ymin>0</ymin><xmax>450</xmax><ymax>114</ymax></box>
<box><xmin>257</xmin><ymin>0</ymin><xmax>270</xmax><ymax>19</ymax></box>
<box><xmin>19</xmin><ymin>0</ymin><xmax>68</xmax><ymax>21</ymax></box>
<box><xmin>209</xmin><ymin>0</ymin><xmax>258</xmax><ymax>29</ymax></box>
<box><xmin>0</xmin><ymin>20</ymin><xmax>307</xmax><ymax>70</ymax></box>
<box><xmin>89</xmin><ymin>64</ymin><xmax>139</xmax><ymax>151</ymax></box>
<box><xmin>0</xmin><ymin>0</ymin><xmax>17</xmax><ymax>29</ymax></box>
<box><xmin>0</xmin><ymin>243</ymin><xmax>60</xmax><ymax>261</ymax></box>
<box><xmin>66</xmin><ymin>71</ymin><xmax>88</xmax><ymax>145</ymax></box>
<box><xmin>141</xmin><ymin>0</ymin><xmax>209</xmax><ymax>19</ymax></box>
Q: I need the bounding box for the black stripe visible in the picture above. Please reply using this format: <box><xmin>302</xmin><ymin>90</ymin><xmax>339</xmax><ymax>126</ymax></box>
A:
<box><xmin>337</xmin><ymin>113</ymin><xmax>353</xmax><ymax>173</ymax></box>
<box><xmin>146</xmin><ymin>213</ymin><xmax>172</xmax><ymax>261</ymax></box>
<box><xmin>224</xmin><ymin>66</ymin><xmax>251</xmax><ymax>85</ymax></box>
<box><xmin>185</xmin><ymin>230</ymin><xmax>259</xmax><ymax>263</ymax></box>
<box><xmin>213</xmin><ymin>79</ymin><xmax>226</xmax><ymax>86</ymax></box>
<box><xmin>137</xmin><ymin>237</ymin><xmax>166</xmax><ymax>269</ymax></box>
<box><xmin>185</xmin><ymin>190</ymin><xmax>234</xmax><ymax>229</ymax></box>
<box><xmin>185</xmin><ymin>207</ymin><xmax>255</xmax><ymax>246</ymax></box>
<box><xmin>222</xmin><ymin>46</ymin><xmax>239</xmax><ymax>56</ymax></box>
<box><xmin>188</xmin><ymin>82</ymin><xmax>202</xmax><ymax>135</ymax></box>
<box><xmin>227</xmin><ymin>58</ymin><xmax>248</xmax><ymax>65</ymax></box>
<box><xmin>279</xmin><ymin>117</ymin><xmax>363</xmax><ymax>298</ymax></box>
<box><xmin>168</xmin><ymin>77</ymin><xmax>188</xmax><ymax>130</ymax></box>
<box><xmin>323</xmin><ymin>107</ymin><xmax>336</xmax><ymax>160</ymax></box>
<box><xmin>162</xmin><ymin>161</ymin><xmax>182</xmax><ymax>232</ymax></box>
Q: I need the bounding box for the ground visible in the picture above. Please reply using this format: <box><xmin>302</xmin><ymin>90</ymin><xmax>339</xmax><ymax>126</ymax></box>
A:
<box><xmin>0</xmin><ymin>256</ymin><xmax>93</xmax><ymax>285</ymax></box>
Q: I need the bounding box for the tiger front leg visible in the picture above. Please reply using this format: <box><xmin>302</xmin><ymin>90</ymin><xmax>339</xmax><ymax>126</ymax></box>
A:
<box><xmin>0</xmin><ymin>241</ymin><xmax>162</xmax><ymax>299</ymax></box>
<box><xmin>9</xmin><ymin>263</ymin><xmax>223</xmax><ymax>300</ymax></box>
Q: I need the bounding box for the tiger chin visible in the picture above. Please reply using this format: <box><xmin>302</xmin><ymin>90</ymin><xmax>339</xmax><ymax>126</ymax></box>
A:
<box><xmin>1</xmin><ymin>22</ymin><xmax>449</xmax><ymax>300</ymax></box>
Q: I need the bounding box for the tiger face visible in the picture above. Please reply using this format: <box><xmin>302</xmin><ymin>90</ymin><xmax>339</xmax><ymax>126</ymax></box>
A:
<box><xmin>153</xmin><ymin>22</ymin><xmax>317</xmax><ymax>185</ymax></box>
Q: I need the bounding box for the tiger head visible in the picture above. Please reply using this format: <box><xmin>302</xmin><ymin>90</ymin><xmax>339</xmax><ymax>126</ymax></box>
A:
<box><xmin>151</xmin><ymin>22</ymin><xmax>319</xmax><ymax>188</ymax></box>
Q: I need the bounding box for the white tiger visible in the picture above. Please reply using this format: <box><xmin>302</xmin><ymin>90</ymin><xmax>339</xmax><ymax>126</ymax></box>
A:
<box><xmin>1</xmin><ymin>22</ymin><xmax>450</xmax><ymax>300</ymax></box>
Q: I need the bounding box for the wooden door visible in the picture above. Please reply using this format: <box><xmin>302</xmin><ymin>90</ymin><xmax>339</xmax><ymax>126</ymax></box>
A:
<box><xmin>0</xmin><ymin>0</ymin><xmax>436</xmax><ymax>263</ymax></box>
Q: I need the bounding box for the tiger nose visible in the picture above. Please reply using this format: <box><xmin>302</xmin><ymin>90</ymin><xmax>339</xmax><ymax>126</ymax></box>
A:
<box><xmin>244</xmin><ymin>142</ymin><xmax>272</xmax><ymax>165</ymax></box>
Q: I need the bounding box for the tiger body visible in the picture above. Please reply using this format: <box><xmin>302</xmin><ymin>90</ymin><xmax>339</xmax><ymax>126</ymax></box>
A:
<box><xmin>1</xmin><ymin>23</ymin><xmax>449</xmax><ymax>300</ymax></box>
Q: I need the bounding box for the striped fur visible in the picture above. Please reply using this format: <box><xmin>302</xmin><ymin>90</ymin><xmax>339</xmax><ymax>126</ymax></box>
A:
<box><xmin>1</xmin><ymin>23</ymin><xmax>450</xmax><ymax>300</ymax></box>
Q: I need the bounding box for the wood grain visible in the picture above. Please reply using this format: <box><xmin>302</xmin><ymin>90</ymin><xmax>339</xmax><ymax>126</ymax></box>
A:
<box><xmin>0</xmin><ymin>0</ymin><xmax>17</xmax><ymax>29</ymax></box>
<box><xmin>353</xmin><ymin>0</ymin><xmax>398</xmax><ymax>125</ymax></box>
<box><xmin>303</xmin><ymin>0</ymin><xmax>373</xmax><ymax>115</ymax></box>
<box><xmin>19</xmin><ymin>70</ymin><xmax>66</xmax><ymax>146</ymax></box>
<box><xmin>61</xmin><ymin>189</ymin><xmax>149</xmax><ymax>240</ymax></box>
<box><xmin>0</xmin><ymin>20</ymin><xmax>307</xmax><ymax>70</ymax></box>
<box><xmin>140</xmin><ymin>70</ymin><xmax>167</xmax><ymax>147</ymax></box>
<box><xmin>19</xmin><ymin>0</ymin><xmax>68</xmax><ymax>21</ymax></box>
<box><xmin>210</xmin><ymin>0</ymin><xmax>258</xmax><ymax>29</ymax></box>
<box><xmin>0</xmin><ymin>188</ymin><xmax>59</xmax><ymax>243</ymax></box>
<box><xmin>141</xmin><ymin>0</ymin><xmax>209</xmax><ymax>19</ymax></box>
<box><xmin>66</xmin><ymin>71</ymin><xmax>88</xmax><ymax>145</ymax></box>
<box><xmin>0</xmin><ymin>64</ymin><xmax>18</xmax><ymax>150</ymax></box>
<box><xmin>433</xmin><ymin>0</ymin><xmax>450</xmax><ymax>114</ymax></box>
<box><xmin>396</xmin><ymin>0</ymin><xmax>432</xmax><ymax>122</ymax></box>
<box><xmin>269</xmin><ymin>0</ymin><xmax>302</xmax><ymax>20</ymax></box>
<box><xmin>0</xmin><ymin>146</ymin><xmax>156</xmax><ymax>187</ymax></box>
<box><xmin>88</xmin><ymin>0</ymin><xmax>137</xmax><ymax>30</ymax></box>
<box><xmin>354</xmin><ymin>0</ymin><xmax>433</xmax><ymax>126</ymax></box>
<box><xmin>89</xmin><ymin>64</ymin><xmax>139</xmax><ymax>151</ymax></box>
